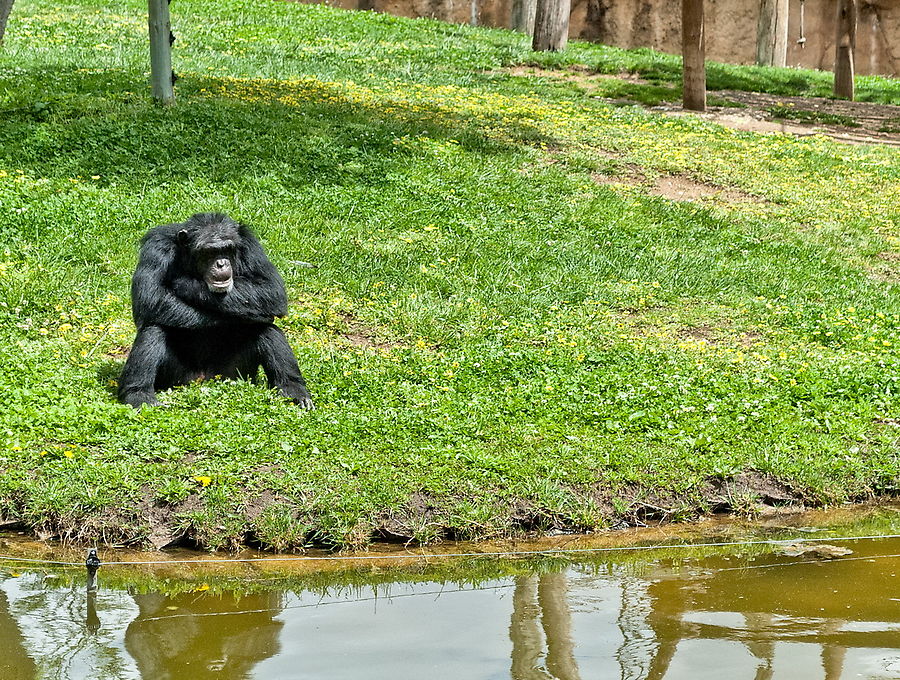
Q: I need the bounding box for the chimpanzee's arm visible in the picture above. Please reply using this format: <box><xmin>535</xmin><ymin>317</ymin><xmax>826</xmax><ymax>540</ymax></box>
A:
<box><xmin>132</xmin><ymin>231</ymin><xmax>225</xmax><ymax>329</ymax></box>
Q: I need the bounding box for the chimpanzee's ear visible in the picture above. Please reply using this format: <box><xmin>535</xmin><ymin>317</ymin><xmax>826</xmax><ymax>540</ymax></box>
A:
<box><xmin>177</xmin><ymin>229</ymin><xmax>189</xmax><ymax>245</ymax></box>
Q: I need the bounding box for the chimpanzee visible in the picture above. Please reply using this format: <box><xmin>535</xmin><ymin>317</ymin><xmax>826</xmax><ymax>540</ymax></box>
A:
<box><xmin>117</xmin><ymin>213</ymin><xmax>314</xmax><ymax>410</ymax></box>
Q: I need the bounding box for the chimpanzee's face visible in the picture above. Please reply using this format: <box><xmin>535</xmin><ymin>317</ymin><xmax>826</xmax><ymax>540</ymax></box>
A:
<box><xmin>179</xmin><ymin>219</ymin><xmax>239</xmax><ymax>294</ymax></box>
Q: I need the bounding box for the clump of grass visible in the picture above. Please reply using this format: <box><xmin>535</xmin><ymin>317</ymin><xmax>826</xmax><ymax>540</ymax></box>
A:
<box><xmin>879</xmin><ymin>117</ymin><xmax>900</xmax><ymax>134</ymax></box>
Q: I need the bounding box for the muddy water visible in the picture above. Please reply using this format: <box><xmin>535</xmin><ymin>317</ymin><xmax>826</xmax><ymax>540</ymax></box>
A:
<box><xmin>1</xmin><ymin>508</ymin><xmax>900</xmax><ymax>679</ymax></box>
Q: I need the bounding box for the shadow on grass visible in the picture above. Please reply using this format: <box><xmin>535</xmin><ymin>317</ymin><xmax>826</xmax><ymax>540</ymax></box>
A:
<box><xmin>0</xmin><ymin>68</ymin><xmax>548</xmax><ymax>190</ymax></box>
<box><xmin>96</xmin><ymin>360</ymin><xmax>122</xmax><ymax>398</ymax></box>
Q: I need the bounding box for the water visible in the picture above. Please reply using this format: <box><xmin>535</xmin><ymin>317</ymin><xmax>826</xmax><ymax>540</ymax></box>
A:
<box><xmin>1</xmin><ymin>508</ymin><xmax>900</xmax><ymax>679</ymax></box>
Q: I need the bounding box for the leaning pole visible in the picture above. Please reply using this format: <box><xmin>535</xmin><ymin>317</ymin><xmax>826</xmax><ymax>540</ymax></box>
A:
<box><xmin>148</xmin><ymin>0</ymin><xmax>174</xmax><ymax>105</ymax></box>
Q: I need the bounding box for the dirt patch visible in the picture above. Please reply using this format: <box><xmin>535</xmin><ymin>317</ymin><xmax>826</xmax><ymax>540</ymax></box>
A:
<box><xmin>649</xmin><ymin>175</ymin><xmax>761</xmax><ymax>203</ymax></box>
<box><xmin>338</xmin><ymin>312</ymin><xmax>404</xmax><ymax>350</ymax></box>
<box><xmin>679</xmin><ymin>324</ymin><xmax>719</xmax><ymax>343</ymax></box>
<box><xmin>243</xmin><ymin>489</ymin><xmax>284</xmax><ymax>522</ymax></box>
<box><xmin>592</xmin><ymin>168</ymin><xmax>762</xmax><ymax>206</ymax></box>
<box><xmin>725</xmin><ymin>90</ymin><xmax>899</xmax><ymax>139</ymax></box>
<box><xmin>706</xmin><ymin>472</ymin><xmax>798</xmax><ymax>507</ymax></box>
<box><xmin>138</xmin><ymin>491</ymin><xmax>203</xmax><ymax>550</ymax></box>
<box><xmin>103</xmin><ymin>345</ymin><xmax>130</xmax><ymax>360</ymax></box>
<box><xmin>253</xmin><ymin>463</ymin><xmax>284</xmax><ymax>477</ymax></box>
<box><xmin>661</xmin><ymin>90</ymin><xmax>900</xmax><ymax>146</ymax></box>
<box><xmin>379</xmin><ymin>474</ymin><xmax>805</xmax><ymax>543</ymax></box>
<box><xmin>736</xmin><ymin>331</ymin><xmax>765</xmax><ymax>348</ymax></box>
<box><xmin>546</xmin><ymin>142</ymin><xmax>757</xmax><ymax>208</ymax></box>
<box><xmin>505</xmin><ymin>64</ymin><xmax>649</xmax><ymax>88</ymax></box>
<box><xmin>505</xmin><ymin>64</ymin><xmax>900</xmax><ymax>146</ymax></box>
<box><xmin>375</xmin><ymin>492</ymin><xmax>446</xmax><ymax>542</ymax></box>
<box><xmin>2</xmin><ymin>471</ymin><xmax>890</xmax><ymax>551</ymax></box>
<box><xmin>866</xmin><ymin>251</ymin><xmax>900</xmax><ymax>282</ymax></box>
<box><xmin>622</xmin><ymin>472</ymin><xmax>803</xmax><ymax>525</ymax></box>
<box><xmin>872</xmin><ymin>251</ymin><xmax>900</xmax><ymax>280</ymax></box>
<box><xmin>590</xmin><ymin>163</ymin><xmax>645</xmax><ymax>186</ymax></box>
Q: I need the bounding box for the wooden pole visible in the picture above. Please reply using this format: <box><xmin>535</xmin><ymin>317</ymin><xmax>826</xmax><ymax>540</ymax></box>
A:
<box><xmin>532</xmin><ymin>0</ymin><xmax>571</xmax><ymax>51</ymax></box>
<box><xmin>682</xmin><ymin>0</ymin><xmax>706</xmax><ymax>112</ymax></box>
<box><xmin>148</xmin><ymin>0</ymin><xmax>174</xmax><ymax>105</ymax></box>
<box><xmin>756</xmin><ymin>0</ymin><xmax>789</xmax><ymax>67</ymax></box>
<box><xmin>833</xmin><ymin>0</ymin><xmax>857</xmax><ymax>100</ymax></box>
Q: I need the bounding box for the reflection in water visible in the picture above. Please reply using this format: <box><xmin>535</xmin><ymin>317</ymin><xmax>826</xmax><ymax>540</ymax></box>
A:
<box><xmin>0</xmin><ymin>587</ymin><xmax>36</xmax><ymax>680</ymax></box>
<box><xmin>510</xmin><ymin>576</ymin><xmax>544</xmax><ymax>678</ymax></box>
<box><xmin>0</xmin><ymin>572</ymin><xmax>140</xmax><ymax>679</ymax></box>
<box><xmin>85</xmin><ymin>591</ymin><xmax>100</xmax><ymax>635</ymax></box>
<box><xmin>509</xmin><ymin>574</ymin><xmax>581</xmax><ymax>679</ymax></box>
<box><xmin>1</xmin><ymin>530</ymin><xmax>900</xmax><ymax>678</ymax></box>
<box><xmin>640</xmin><ymin>535</ymin><xmax>900</xmax><ymax>680</ymax></box>
<box><xmin>126</xmin><ymin>592</ymin><xmax>284</xmax><ymax>679</ymax></box>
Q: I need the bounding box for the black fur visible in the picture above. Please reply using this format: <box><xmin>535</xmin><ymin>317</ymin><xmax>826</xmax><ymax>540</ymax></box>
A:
<box><xmin>118</xmin><ymin>213</ymin><xmax>313</xmax><ymax>409</ymax></box>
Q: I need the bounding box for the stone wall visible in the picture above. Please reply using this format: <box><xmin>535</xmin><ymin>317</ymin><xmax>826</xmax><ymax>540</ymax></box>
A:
<box><xmin>301</xmin><ymin>0</ymin><xmax>900</xmax><ymax>76</ymax></box>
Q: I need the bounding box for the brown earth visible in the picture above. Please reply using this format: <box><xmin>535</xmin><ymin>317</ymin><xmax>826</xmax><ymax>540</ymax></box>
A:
<box><xmin>666</xmin><ymin>90</ymin><xmax>900</xmax><ymax>147</ymax></box>
<box><xmin>506</xmin><ymin>65</ymin><xmax>900</xmax><ymax>146</ymax></box>
<box><xmin>0</xmin><ymin>470</ymin><xmax>819</xmax><ymax>551</ymax></box>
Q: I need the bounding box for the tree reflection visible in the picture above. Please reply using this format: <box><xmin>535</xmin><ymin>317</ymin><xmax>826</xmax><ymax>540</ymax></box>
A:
<box><xmin>506</xmin><ymin>542</ymin><xmax>900</xmax><ymax>679</ymax></box>
<box><xmin>0</xmin><ymin>588</ymin><xmax>36</xmax><ymax>680</ymax></box>
<box><xmin>125</xmin><ymin>591</ymin><xmax>284</xmax><ymax>679</ymax></box>
<box><xmin>509</xmin><ymin>572</ymin><xmax>581</xmax><ymax>680</ymax></box>
<box><xmin>640</xmin><ymin>541</ymin><xmax>900</xmax><ymax>680</ymax></box>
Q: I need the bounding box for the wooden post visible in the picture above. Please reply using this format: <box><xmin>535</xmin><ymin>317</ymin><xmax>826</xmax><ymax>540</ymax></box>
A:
<box><xmin>148</xmin><ymin>0</ymin><xmax>174</xmax><ymax>105</ymax></box>
<box><xmin>511</xmin><ymin>0</ymin><xmax>537</xmax><ymax>36</ymax></box>
<box><xmin>682</xmin><ymin>0</ymin><xmax>706</xmax><ymax>112</ymax></box>
<box><xmin>833</xmin><ymin>0</ymin><xmax>857</xmax><ymax>100</ymax></box>
<box><xmin>0</xmin><ymin>0</ymin><xmax>15</xmax><ymax>45</ymax></box>
<box><xmin>756</xmin><ymin>0</ymin><xmax>789</xmax><ymax>67</ymax></box>
<box><xmin>532</xmin><ymin>0</ymin><xmax>571</xmax><ymax>51</ymax></box>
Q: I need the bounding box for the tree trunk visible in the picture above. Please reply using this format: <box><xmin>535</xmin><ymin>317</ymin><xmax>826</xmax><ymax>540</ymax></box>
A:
<box><xmin>511</xmin><ymin>0</ymin><xmax>537</xmax><ymax>36</ymax></box>
<box><xmin>532</xmin><ymin>0</ymin><xmax>571</xmax><ymax>51</ymax></box>
<box><xmin>755</xmin><ymin>0</ymin><xmax>788</xmax><ymax>67</ymax></box>
<box><xmin>833</xmin><ymin>0</ymin><xmax>857</xmax><ymax>100</ymax></box>
<box><xmin>509</xmin><ymin>576</ymin><xmax>542</xmax><ymax>678</ymax></box>
<box><xmin>148</xmin><ymin>0</ymin><xmax>175</xmax><ymax>105</ymax></box>
<box><xmin>538</xmin><ymin>573</ymin><xmax>581</xmax><ymax>680</ymax></box>
<box><xmin>0</xmin><ymin>0</ymin><xmax>15</xmax><ymax>45</ymax></box>
<box><xmin>682</xmin><ymin>0</ymin><xmax>706</xmax><ymax>112</ymax></box>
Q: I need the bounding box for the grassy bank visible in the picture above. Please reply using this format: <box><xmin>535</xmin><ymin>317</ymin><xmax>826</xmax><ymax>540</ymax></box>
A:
<box><xmin>1</xmin><ymin>0</ymin><xmax>899</xmax><ymax>550</ymax></box>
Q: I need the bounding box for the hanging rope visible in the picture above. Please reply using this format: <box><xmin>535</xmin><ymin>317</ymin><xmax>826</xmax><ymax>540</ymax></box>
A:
<box><xmin>797</xmin><ymin>0</ymin><xmax>806</xmax><ymax>47</ymax></box>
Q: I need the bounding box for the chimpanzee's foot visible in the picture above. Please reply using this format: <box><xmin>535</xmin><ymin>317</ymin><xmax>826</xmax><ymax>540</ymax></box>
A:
<box><xmin>120</xmin><ymin>390</ymin><xmax>160</xmax><ymax>409</ymax></box>
<box><xmin>278</xmin><ymin>383</ymin><xmax>314</xmax><ymax>410</ymax></box>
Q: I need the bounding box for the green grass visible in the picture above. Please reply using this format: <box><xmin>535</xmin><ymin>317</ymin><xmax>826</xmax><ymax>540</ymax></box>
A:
<box><xmin>0</xmin><ymin>0</ymin><xmax>899</xmax><ymax>550</ymax></box>
<box><xmin>527</xmin><ymin>44</ymin><xmax>900</xmax><ymax>105</ymax></box>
